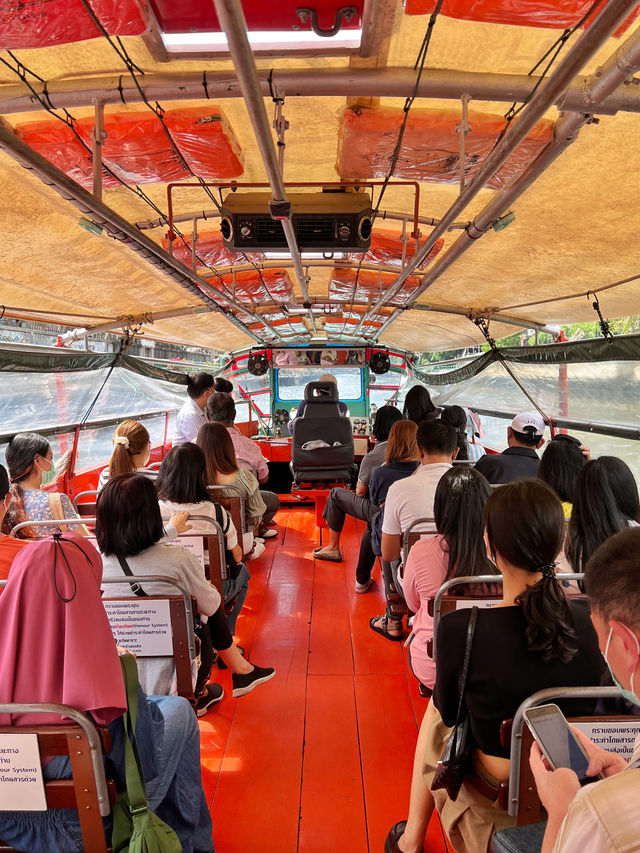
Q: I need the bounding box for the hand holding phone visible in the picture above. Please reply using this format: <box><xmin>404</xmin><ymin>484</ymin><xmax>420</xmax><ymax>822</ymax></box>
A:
<box><xmin>523</xmin><ymin>703</ymin><xmax>597</xmax><ymax>786</ymax></box>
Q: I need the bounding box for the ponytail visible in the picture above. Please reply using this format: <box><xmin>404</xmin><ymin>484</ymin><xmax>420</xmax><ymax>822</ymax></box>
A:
<box><xmin>108</xmin><ymin>421</ymin><xmax>150</xmax><ymax>480</ymax></box>
<box><xmin>515</xmin><ymin>564</ymin><xmax>578</xmax><ymax>663</ymax></box>
<box><xmin>485</xmin><ymin>479</ymin><xmax>577</xmax><ymax>662</ymax></box>
<box><xmin>440</xmin><ymin>405</ymin><xmax>469</xmax><ymax>462</ymax></box>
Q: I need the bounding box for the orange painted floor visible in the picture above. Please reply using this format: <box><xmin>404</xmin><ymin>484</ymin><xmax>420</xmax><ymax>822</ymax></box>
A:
<box><xmin>198</xmin><ymin>506</ymin><xmax>450</xmax><ymax>853</ymax></box>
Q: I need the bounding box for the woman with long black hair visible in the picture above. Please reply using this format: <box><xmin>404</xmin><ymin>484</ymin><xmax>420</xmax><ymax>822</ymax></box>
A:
<box><xmin>565</xmin><ymin>456</ymin><xmax>639</xmax><ymax>572</ymax></box>
<box><xmin>402</xmin><ymin>384</ymin><xmax>438</xmax><ymax>425</ymax></box>
<box><xmin>402</xmin><ymin>466</ymin><xmax>497</xmax><ymax>692</ymax></box>
<box><xmin>386</xmin><ymin>480</ymin><xmax>605</xmax><ymax>853</ymax></box>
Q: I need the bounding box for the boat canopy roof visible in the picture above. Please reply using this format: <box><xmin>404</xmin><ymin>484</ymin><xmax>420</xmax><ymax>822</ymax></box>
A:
<box><xmin>1</xmin><ymin>0</ymin><xmax>640</xmax><ymax>352</ymax></box>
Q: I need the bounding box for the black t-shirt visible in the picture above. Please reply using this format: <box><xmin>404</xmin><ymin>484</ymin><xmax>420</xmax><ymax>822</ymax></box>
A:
<box><xmin>474</xmin><ymin>446</ymin><xmax>540</xmax><ymax>484</ymax></box>
<box><xmin>433</xmin><ymin>601</ymin><xmax>605</xmax><ymax>758</ymax></box>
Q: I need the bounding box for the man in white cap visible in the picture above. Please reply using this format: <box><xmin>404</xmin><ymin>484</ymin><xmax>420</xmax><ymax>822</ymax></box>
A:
<box><xmin>474</xmin><ymin>411</ymin><xmax>545</xmax><ymax>484</ymax></box>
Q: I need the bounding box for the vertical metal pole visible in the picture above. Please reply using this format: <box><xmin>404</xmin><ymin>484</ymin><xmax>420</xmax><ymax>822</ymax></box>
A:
<box><xmin>400</xmin><ymin>218</ymin><xmax>408</xmax><ymax>272</ymax></box>
<box><xmin>91</xmin><ymin>100</ymin><xmax>106</xmax><ymax>202</ymax></box>
<box><xmin>456</xmin><ymin>93</ymin><xmax>472</xmax><ymax>194</ymax></box>
<box><xmin>191</xmin><ymin>217</ymin><xmax>198</xmax><ymax>273</ymax></box>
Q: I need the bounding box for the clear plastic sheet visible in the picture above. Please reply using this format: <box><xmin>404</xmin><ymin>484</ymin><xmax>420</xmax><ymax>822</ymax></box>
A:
<box><xmin>337</xmin><ymin>106</ymin><xmax>554</xmax><ymax>191</ymax></box>
<box><xmin>403</xmin><ymin>0</ymin><xmax>640</xmax><ymax>36</ymax></box>
<box><xmin>0</xmin><ymin>0</ymin><xmax>147</xmax><ymax>49</ymax></box>
<box><xmin>0</xmin><ymin>366</ymin><xmax>184</xmax><ymax>436</ymax></box>
<box><xmin>15</xmin><ymin>107</ymin><xmax>244</xmax><ymax>189</ymax></box>
<box><xmin>347</xmin><ymin>229</ymin><xmax>444</xmax><ymax>269</ymax></box>
<box><xmin>202</xmin><ymin>270</ymin><xmax>294</xmax><ymax>304</ymax></box>
<box><xmin>163</xmin><ymin>230</ymin><xmax>263</xmax><ymax>270</ymax></box>
<box><xmin>329</xmin><ymin>269</ymin><xmax>422</xmax><ymax>306</ymax></box>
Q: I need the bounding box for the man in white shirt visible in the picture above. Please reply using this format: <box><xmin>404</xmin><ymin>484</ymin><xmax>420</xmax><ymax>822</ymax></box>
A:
<box><xmin>370</xmin><ymin>419</ymin><xmax>457</xmax><ymax>642</ymax></box>
<box><xmin>173</xmin><ymin>372</ymin><xmax>215</xmax><ymax>446</ymax></box>
<box><xmin>522</xmin><ymin>527</ymin><xmax>640</xmax><ymax>853</ymax></box>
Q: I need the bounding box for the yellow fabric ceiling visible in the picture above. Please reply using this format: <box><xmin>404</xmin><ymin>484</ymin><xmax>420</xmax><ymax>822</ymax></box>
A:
<box><xmin>0</xmin><ymin>5</ymin><xmax>639</xmax><ymax>352</ymax></box>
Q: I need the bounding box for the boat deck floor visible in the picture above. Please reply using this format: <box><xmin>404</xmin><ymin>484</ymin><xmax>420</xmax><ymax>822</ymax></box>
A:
<box><xmin>198</xmin><ymin>505</ymin><xmax>450</xmax><ymax>852</ymax></box>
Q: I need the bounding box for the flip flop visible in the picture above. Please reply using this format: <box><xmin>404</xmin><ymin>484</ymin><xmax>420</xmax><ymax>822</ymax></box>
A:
<box><xmin>369</xmin><ymin>614</ymin><xmax>404</xmax><ymax>642</ymax></box>
<box><xmin>313</xmin><ymin>549</ymin><xmax>342</xmax><ymax>562</ymax></box>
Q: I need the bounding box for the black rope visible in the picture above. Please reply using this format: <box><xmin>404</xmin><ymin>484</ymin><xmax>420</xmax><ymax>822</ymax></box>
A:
<box><xmin>202</xmin><ymin>71</ymin><xmax>210</xmax><ymax>100</ymax></box>
<box><xmin>587</xmin><ymin>291</ymin><xmax>614</xmax><ymax>342</ymax></box>
<box><xmin>51</xmin><ymin>534</ymin><xmax>95</xmax><ymax>602</ymax></box>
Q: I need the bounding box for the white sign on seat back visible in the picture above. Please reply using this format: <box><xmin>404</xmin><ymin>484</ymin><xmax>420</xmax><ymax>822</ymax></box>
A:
<box><xmin>167</xmin><ymin>535</ymin><xmax>205</xmax><ymax>567</ymax></box>
<box><xmin>0</xmin><ymin>733</ymin><xmax>46</xmax><ymax>810</ymax></box>
<box><xmin>573</xmin><ymin>721</ymin><xmax>640</xmax><ymax>762</ymax></box>
<box><xmin>454</xmin><ymin>599</ymin><xmax>500</xmax><ymax>611</ymax></box>
<box><xmin>103</xmin><ymin>599</ymin><xmax>173</xmax><ymax>657</ymax></box>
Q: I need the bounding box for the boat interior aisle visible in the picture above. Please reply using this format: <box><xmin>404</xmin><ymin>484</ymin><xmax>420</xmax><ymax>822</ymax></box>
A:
<box><xmin>199</xmin><ymin>506</ymin><xmax>446</xmax><ymax>853</ymax></box>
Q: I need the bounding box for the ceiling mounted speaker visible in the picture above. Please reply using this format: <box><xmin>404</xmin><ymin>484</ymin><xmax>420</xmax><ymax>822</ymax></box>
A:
<box><xmin>369</xmin><ymin>350</ymin><xmax>390</xmax><ymax>375</ymax></box>
<box><xmin>247</xmin><ymin>352</ymin><xmax>269</xmax><ymax>376</ymax></box>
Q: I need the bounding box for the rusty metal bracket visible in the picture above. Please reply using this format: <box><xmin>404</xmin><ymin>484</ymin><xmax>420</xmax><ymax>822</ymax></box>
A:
<box><xmin>295</xmin><ymin>6</ymin><xmax>358</xmax><ymax>37</ymax></box>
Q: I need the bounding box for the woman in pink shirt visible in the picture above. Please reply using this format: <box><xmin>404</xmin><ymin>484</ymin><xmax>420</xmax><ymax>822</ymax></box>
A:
<box><xmin>403</xmin><ymin>465</ymin><xmax>498</xmax><ymax>692</ymax></box>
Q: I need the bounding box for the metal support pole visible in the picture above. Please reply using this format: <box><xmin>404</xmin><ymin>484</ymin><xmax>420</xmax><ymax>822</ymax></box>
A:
<box><xmin>91</xmin><ymin>100</ymin><xmax>106</xmax><ymax>202</ymax></box>
<box><xmin>455</xmin><ymin>93</ymin><xmax>472</xmax><ymax>194</ymax></box>
<box><xmin>212</xmin><ymin>0</ymin><xmax>314</xmax><ymax>336</ymax></box>
<box><xmin>360</xmin><ymin>0</ymin><xmax>640</xmax><ymax>331</ymax></box>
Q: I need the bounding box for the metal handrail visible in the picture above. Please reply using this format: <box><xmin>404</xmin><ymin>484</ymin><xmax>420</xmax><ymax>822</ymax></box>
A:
<box><xmin>101</xmin><ymin>575</ymin><xmax>196</xmax><ymax>659</ymax></box>
<box><xmin>402</xmin><ymin>516</ymin><xmax>435</xmax><ymax>568</ymax></box>
<box><xmin>72</xmin><ymin>490</ymin><xmax>99</xmax><ymax>510</ymax></box>
<box><xmin>0</xmin><ymin>702</ymin><xmax>111</xmax><ymax>817</ymax></box>
<box><xmin>431</xmin><ymin>573</ymin><xmax>585</xmax><ymax>658</ymax></box>
<box><xmin>458</xmin><ymin>407</ymin><xmax>640</xmax><ymax>442</ymax></box>
<box><xmin>0</xmin><ymin>409</ymin><xmax>174</xmax><ymax>445</ymax></box>
<box><xmin>10</xmin><ymin>518</ymin><xmax>96</xmax><ymax>536</ymax></box>
<box><xmin>507</xmin><ymin>686</ymin><xmax>625</xmax><ymax>816</ymax></box>
<box><xmin>180</xmin><ymin>514</ymin><xmax>228</xmax><ymax>582</ymax></box>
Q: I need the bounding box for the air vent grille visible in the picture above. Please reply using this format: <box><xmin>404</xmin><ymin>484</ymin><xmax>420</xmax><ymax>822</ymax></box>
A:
<box><xmin>296</xmin><ymin>218</ymin><xmax>334</xmax><ymax>244</ymax></box>
<box><xmin>256</xmin><ymin>219</ymin><xmax>286</xmax><ymax>244</ymax></box>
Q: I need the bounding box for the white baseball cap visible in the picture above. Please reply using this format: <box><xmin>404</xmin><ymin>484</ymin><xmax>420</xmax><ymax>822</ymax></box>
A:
<box><xmin>511</xmin><ymin>411</ymin><xmax>545</xmax><ymax>436</ymax></box>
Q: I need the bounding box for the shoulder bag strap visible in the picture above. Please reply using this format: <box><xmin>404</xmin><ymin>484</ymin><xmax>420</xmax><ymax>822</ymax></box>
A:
<box><xmin>47</xmin><ymin>492</ymin><xmax>92</xmax><ymax>537</ymax></box>
<box><xmin>116</xmin><ymin>554</ymin><xmax>147</xmax><ymax>598</ymax></box>
<box><xmin>119</xmin><ymin>653</ymin><xmax>149</xmax><ymax>814</ymax></box>
<box><xmin>453</xmin><ymin>606</ymin><xmax>478</xmax><ymax>727</ymax></box>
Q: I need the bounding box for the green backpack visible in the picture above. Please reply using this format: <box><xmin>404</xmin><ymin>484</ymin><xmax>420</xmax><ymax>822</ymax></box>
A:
<box><xmin>111</xmin><ymin>654</ymin><xmax>183</xmax><ymax>853</ymax></box>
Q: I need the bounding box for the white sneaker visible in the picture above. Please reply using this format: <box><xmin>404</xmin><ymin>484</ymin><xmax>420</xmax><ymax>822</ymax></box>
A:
<box><xmin>246</xmin><ymin>540</ymin><xmax>266</xmax><ymax>561</ymax></box>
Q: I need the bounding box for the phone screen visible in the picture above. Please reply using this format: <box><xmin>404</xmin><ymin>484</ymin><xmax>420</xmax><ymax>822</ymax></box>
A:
<box><xmin>525</xmin><ymin>705</ymin><xmax>592</xmax><ymax>784</ymax></box>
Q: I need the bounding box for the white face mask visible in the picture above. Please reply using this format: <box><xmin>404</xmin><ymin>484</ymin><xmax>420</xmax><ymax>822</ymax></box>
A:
<box><xmin>604</xmin><ymin>624</ymin><xmax>640</xmax><ymax>705</ymax></box>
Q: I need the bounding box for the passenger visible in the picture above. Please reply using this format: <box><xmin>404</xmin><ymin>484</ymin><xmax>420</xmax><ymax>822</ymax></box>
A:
<box><xmin>537</xmin><ymin>433</ymin><xmax>586</xmax><ymax>520</ymax></box>
<box><xmin>387</xmin><ymin>480</ymin><xmax>606</xmax><ymax>853</ymax></box>
<box><xmin>0</xmin><ymin>463</ymin><xmax>29</xmax><ymax>586</ymax></box>
<box><xmin>465</xmin><ymin>407</ymin><xmax>487</xmax><ymax>464</ymax></box>
<box><xmin>173</xmin><ymin>371</ymin><xmax>215</xmax><ymax>446</ymax></box>
<box><xmin>474</xmin><ymin>411</ymin><xmax>546</xmax><ymax>484</ymax></box>
<box><xmin>214</xmin><ymin>376</ymin><xmax>234</xmax><ymax>394</ymax></box>
<box><xmin>312</xmin><ymin>405</ymin><xmax>404</xmax><ymax>564</ymax></box>
<box><xmin>97</xmin><ymin>419</ymin><xmax>157</xmax><ymax>490</ymax></box>
<box><xmin>97</xmin><ymin>473</ymin><xmax>275</xmax><ymax>711</ymax></box>
<box><xmin>402</xmin><ymin>384</ymin><xmax>438</xmax><ymax>425</ymax></box>
<box><xmin>565</xmin><ymin>456</ymin><xmax>639</xmax><ymax>573</ymax></box>
<box><xmin>2</xmin><ymin>432</ymin><xmax>85</xmax><ymax>539</ymax></box>
<box><xmin>206</xmin><ymin>392</ymin><xmax>280</xmax><ymax>540</ymax></box>
<box><xmin>402</xmin><ymin>466</ymin><xmax>498</xmax><ymax>693</ymax></box>
<box><xmin>196</xmin><ymin>422</ymin><xmax>267</xmax><ymax>561</ymax></box>
<box><xmin>440</xmin><ymin>404</ymin><xmax>470</xmax><ymax>461</ymax></box>
<box><xmin>526</xmin><ymin>527</ymin><xmax>640</xmax><ymax>853</ymax></box>
<box><xmin>0</xmin><ymin>534</ymin><xmax>214</xmax><ymax>853</ymax></box>
<box><xmin>370</xmin><ymin>419</ymin><xmax>456</xmax><ymax>641</ymax></box>
<box><xmin>156</xmin><ymin>442</ymin><xmax>250</xmax><ymax>635</ymax></box>
<box><xmin>315</xmin><ymin>421</ymin><xmax>419</xmax><ymax>594</ymax></box>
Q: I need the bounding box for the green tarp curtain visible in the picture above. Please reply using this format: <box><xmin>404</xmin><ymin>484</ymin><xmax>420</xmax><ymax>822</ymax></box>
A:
<box><xmin>0</xmin><ymin>348</ymin><xmax>189</xmax><ymax>386</ymax></box>
<box><xmin>410</xmin><ymin>334</ymin><xmax>640</xmax><ymax>386</ymax></box>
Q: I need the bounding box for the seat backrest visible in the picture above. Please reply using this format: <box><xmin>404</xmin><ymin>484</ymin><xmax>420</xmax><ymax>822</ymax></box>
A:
<box><xmin>402</xmin><ymin>516</ymin><xmax>436</xmax><ymax>566</ymax></box>
<box><xmin>183</xmin><ymin>515</ymin><xmax>228</xmax><ymax>594</ymax></box>
<box><xmin>291</xmin><ymin>404</ymin><xmax>354</xmax><ymax>482</ymax></box>
<box><xmin>301</xmin><ymin>381</ymin><xmax>341</xmax><ymax>419</ymax></box>
<box><xmin>0</xmin><ymin>703</ymin><xmax>114</xmax><ymax>853</ymax></box>
<box><xmin>207</xmin><ymin>486</ymin><xmax>246</xmax><ymax>539</ymax></box>
<box><xmin>101</xmin><ymin>576</ymin><xmax>197</xmax><ymax>703</ymax></box>
<box><xmin>72</xmin><ymin>490</ymin><xmax>99</xmax><ymax>518</ymax></box>
<box><xmin>500</xmin><ymin>686</ymin><xmax>640</xmax><ymax>823</ymax></box>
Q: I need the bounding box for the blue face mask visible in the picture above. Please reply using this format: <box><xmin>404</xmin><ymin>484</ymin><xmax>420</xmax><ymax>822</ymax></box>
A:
<box><xmin>604</xmin><ymin>625</ymin><xmax>640</xmax><ymax>705</ymax></box>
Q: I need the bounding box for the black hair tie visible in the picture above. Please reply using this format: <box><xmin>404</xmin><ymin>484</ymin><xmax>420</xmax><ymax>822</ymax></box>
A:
<box><xmin>540</xmin><ymin>563</ymin><xmax>556</xmax><ymax>580</ymax></box>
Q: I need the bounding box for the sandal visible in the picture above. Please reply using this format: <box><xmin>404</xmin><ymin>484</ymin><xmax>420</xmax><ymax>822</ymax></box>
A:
<box><xmin>369</xmin><ymin>614</ymin><xmax>403</xmax><ymax>642</ymax></box>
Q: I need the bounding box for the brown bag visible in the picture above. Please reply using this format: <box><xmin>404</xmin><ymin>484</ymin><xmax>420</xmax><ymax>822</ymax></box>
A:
<box><xmin>48</xmin><ymin>491</ymin><xmax>91</xmax><ymax>537</ymax></box>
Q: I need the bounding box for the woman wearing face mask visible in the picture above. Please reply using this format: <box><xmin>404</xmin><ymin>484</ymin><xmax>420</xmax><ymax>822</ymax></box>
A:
<box><xmin>2</xmin><ymin>433</ymin><xmax>85</xmax><ymax>539</ymax></box>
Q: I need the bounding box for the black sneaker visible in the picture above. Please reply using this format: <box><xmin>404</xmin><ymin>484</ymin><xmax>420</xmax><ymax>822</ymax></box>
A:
<box><xmin>195</xmin><ymin>683</ymin><xmax>224</xmax><ymax>717</ymax></box>
<box><xmin>232</xmin><ymin>665</ymin><xmax>276</xmax><ymax>698</ymax></box>
<box><xmin>218</xmin><ymin>645</ymin><xmax>245</xmax><ymax>670</ymax></box>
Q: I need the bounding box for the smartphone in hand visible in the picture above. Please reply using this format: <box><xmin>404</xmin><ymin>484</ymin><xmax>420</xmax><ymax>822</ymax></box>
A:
<box><xmin>523</xmin><ymin>703</ymin><xmax>598</xmax><ymax>786</ymax></box>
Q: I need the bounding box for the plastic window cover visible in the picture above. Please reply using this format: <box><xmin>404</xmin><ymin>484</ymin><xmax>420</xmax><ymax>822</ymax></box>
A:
<box><xmin>429</xmin><ymin>359</ymin><xmax>640</xmax><ymax>429</ymax></box>
<box><xmin>75</xmin><ymin>413</ymin><xmax>167</xmax><ymax>474</ymax></box>
<box><xmin>0</xmin><ymin>367</ymin><xmax>185</xmax><ymax>435</ymax></box>
<box><xmin>0</xmin><ymin>0</ymin><xmax>147</xmax><ymax>49</ymax></box>
<box><xmin>401</xmin><ymin>0</ymin><xmax>640</xmax><ymax>37</ymax></box>
<box><xmin>337</xmin><ymin>106</ymin><xmax>554</xmax><ymax>192</ymax></box>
